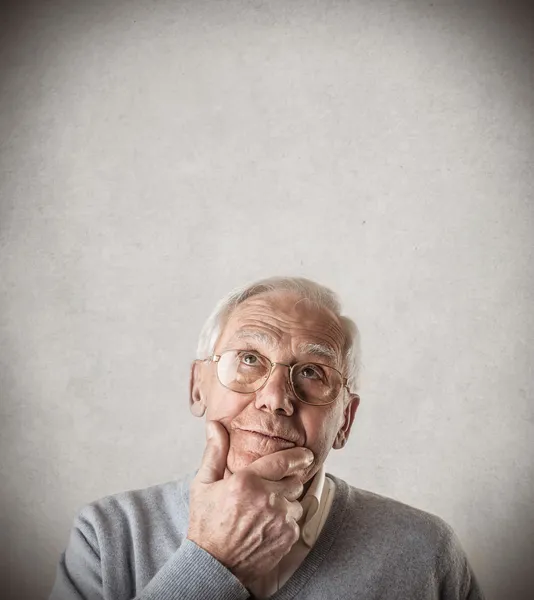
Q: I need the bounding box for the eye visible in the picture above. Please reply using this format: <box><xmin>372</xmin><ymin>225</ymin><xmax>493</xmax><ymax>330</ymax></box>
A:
<box><xmin>300</xmin><ymin>364</ymin><xmax>325</xmax><ymax>380</ymax></box>
<box><xmin>239</xmin><ymin>352</ymin><xmax>260</xmax><ymax>366</ymax></box>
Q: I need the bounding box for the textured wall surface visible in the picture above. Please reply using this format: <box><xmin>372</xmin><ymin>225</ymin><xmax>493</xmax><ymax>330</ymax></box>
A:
<box><xmin>1</xmin><ymin>1</ymin><xmax>533</xmax><ymax>599</ymax></box>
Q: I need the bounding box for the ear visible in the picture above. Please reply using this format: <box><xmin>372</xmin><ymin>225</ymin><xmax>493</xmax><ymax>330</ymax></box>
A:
<box><xmin>189</xmin><ymin>360</ymin><xmax>207</xmax><ymax>418</ymax></box>
<box><xmin>333</xmin><ymin>393</ymin><xmax>360</xmax><ymax>450</ymax></box>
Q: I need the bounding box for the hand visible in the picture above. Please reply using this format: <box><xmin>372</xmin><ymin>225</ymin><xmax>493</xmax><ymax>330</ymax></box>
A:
<box><xmin>187</xmin><ymin>420</ymin><xmax>315</xmax><ymax>588</ymax></box>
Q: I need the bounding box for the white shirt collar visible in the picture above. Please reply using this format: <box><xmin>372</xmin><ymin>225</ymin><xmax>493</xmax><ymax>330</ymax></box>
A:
<box><xmin>299</xmin><ymin>464</ymin><xmax>327</xmax><ymax>548</ymax></box>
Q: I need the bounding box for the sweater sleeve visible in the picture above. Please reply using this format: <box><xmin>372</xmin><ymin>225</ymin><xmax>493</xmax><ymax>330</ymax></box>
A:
<box><xmin>49</xmin><ymin>509</ymin><xmax>250</xmax><ymax>600</ymax></box>
<box><xmin>437</xmin><ymin>527</ymin><xmax>486</xmax><ymax>600</ymax></box>
<box><xmin>133</xmin><ymin>539</ymin><xmax>250</xmax><ymax>600</ymax></box>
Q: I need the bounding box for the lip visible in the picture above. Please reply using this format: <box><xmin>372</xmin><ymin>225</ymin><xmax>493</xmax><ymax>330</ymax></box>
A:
<box><xmin>239</xmin><ymin>429</ymin><xmax>298</xmax><ymax>447</ymax></box>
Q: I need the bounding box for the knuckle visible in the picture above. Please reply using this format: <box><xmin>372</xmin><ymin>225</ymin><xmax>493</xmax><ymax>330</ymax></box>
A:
<box><xmin>268</xmin><ymin>491</ymin><xmax>278</xmax><ymax>508</ymax></box>
<box><xmin>287</xmin><ymin>519</ymin><xmax>300</xmax><ymax>543</ymax></box>
<box><xmin>293</xmin><ymin>480</ymin><xmax>304</xmax><ymax>498</ymax></box>
<box><xmin>272</xmin><ymin>457</ymin><xmax>288</xmax><ymax>475</ymax></box>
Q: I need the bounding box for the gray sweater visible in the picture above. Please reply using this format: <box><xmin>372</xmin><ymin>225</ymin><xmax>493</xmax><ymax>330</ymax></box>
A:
<box><xmin>49</xmin><ymin>472</ymin><xmax>485</xmax><ymax>600</ymax></box>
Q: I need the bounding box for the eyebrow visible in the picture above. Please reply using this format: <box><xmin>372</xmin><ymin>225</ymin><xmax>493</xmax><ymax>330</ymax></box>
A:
<box><xmin>297</xmin><ymin>342</ymin><xmax>338</xmax><ymax>364</ymax></box>
<box><xmin>232</xmin><ymin>330</ymin><xmax>338</xmax><ymax>364</ymax></box>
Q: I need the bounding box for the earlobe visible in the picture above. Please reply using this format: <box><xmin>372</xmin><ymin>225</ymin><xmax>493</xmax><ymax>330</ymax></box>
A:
<box><xmin>190</xmin><ymin>401</ymin><xmax>206</xmax><ymax>417</ymax></box>
<box><xmin>333</xmin><ymin>432</ymin><xmax>346</xmax><ymax>450</ymax></box>
<box><xmin>190</xmin><ymin>393</ymin><xmax>206</xmax><ymax>416</ymax></box>
<box><xmin>189</xmin><ymin>360</ymin><xmax>207</xmax><ymax>418</ymax></box>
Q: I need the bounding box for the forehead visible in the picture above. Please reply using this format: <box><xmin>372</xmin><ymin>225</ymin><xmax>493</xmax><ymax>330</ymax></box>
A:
<box><xmin>218</xmin><ymin>291</ymin><xmax>346</xmax><ymax>359</ymax></box>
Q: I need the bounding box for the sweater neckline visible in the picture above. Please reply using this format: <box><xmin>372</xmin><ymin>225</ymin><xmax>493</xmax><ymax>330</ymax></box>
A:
<box><xmin>179</xmin><ymin>472</ymin><xmax>350</xmax><ymax>600</ymax></box>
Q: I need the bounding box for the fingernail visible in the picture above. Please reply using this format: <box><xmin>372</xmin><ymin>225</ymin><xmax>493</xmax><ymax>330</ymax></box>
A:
<box><xmin>305</xmin><ymin>451</ymin><xmax>314</xmax><ymax>464</ymax></box>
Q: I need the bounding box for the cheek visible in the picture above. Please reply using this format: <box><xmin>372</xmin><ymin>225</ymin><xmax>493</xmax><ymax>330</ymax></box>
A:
<box><xmin>302</xmin><ymin>410</ymin><xmax>340</xmax><ymax>457</ymax></box>
<box><xmin>204</xmin><ymin>386</ymin><xmax>250</xmax><ymax>422</ymax></box>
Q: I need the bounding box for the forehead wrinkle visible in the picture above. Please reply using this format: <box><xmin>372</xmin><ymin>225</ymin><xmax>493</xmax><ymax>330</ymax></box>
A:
<box><xmin>231</xmin><ymin>328</ymin><xmax>279</xmax><ymax>349</ymax></box>
<box><xmin>225</xmin><ymin>297</ymin><xmax>346</xmax><ymax>356</ymax></box>
<box><xmin>321</xmin><ymin>318</ymin><xmax>346</xmax><ymax>352</ymax></box>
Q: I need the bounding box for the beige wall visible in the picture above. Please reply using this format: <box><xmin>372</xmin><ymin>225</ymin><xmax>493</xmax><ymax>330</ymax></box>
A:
<box><xmin>1</xmin><ymin>1</ymin><xmax>533</xmax><ymax>599</ymax></box>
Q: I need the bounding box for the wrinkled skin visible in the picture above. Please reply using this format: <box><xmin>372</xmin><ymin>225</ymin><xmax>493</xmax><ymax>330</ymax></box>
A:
<box><xmin>187</xmin><ymin>291</ymin><xmax>360</xmax><ymax>587</ymax></box>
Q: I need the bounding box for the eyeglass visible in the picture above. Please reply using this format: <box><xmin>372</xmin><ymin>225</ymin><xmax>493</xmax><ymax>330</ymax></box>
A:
<box><xmin>203</xmin><ymin>349</ymin><xmax>355</xmax><ymax>406</ymax></box>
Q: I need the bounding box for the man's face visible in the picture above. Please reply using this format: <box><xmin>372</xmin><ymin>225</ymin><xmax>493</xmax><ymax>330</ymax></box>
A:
<box><xmin>190</xmin><ymin>291</ymin><xmax>359</xmax><ymax>484</ymax></box>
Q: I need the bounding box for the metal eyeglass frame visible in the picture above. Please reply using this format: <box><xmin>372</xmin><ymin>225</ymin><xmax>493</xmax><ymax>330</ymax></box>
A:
<box><xmin>203</xmin><ymin>349</ymin><xmax>359</xmax><ymax>406</ymax></box>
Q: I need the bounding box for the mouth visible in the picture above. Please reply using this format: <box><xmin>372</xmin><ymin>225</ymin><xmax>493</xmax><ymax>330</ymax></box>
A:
<box><xmin>239</xmin><ymin>429</ymin><xmax>298</xmax><ymax>448</ymax></box>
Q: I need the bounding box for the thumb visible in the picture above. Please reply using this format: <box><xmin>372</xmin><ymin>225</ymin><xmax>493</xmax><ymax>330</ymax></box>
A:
<box><xmin>196</xmin><ymin>420</ymin><xmax>230</xmax><ymax>484</ymax></box>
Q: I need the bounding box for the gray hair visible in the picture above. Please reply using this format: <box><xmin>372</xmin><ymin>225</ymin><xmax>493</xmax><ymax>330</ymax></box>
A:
<box><xmin>196</xmin><ymin>276</ymin><xmax>362</xmax><ymax>393</ymax></box>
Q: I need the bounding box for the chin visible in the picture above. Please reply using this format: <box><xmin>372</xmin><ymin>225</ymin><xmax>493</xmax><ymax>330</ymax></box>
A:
<box><xmin>227</xmin><ymin>447</ymin><xmax>263</xmax><ymax>473</ymax></box>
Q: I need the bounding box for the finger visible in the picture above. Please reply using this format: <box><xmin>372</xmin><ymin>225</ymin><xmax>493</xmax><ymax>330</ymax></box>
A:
<box><xmin>196</xmin><ymin>420</ymin><xmax>230</xmax><ymax>484</ymax></box>
<box><xmin>286</xmin><ymin>499</ymin><xmax>304</xmax><ymax>523</ymax></box>
<box><xmin>247</xmin><ymin>447</ymin><xmax>314</xmax><ymax>481</ymax></box>
<box><xmin>267</xmin><ymin>476</ymin><xmax>304</xmax><ymax>502</ymax></box>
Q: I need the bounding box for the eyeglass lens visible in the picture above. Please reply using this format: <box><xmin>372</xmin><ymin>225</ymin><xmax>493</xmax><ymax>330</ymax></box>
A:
<box><xmin>216</xmin><ymin>350</ymin><xmax>342</xmax><ymax>405</ymax></box>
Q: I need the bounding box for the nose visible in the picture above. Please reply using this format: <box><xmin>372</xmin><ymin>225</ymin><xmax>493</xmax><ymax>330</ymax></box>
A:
<box><xmin>254</xmin><ymin>363</ymin><xmax>296</xmax><ymax>416</ymax></box>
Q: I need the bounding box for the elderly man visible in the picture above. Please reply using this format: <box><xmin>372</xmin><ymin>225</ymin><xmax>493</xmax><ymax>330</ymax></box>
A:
<box><xmin>50</xmin><ymin>276</ymin><xmax>485</xmax><ymax>600</ymax></box>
